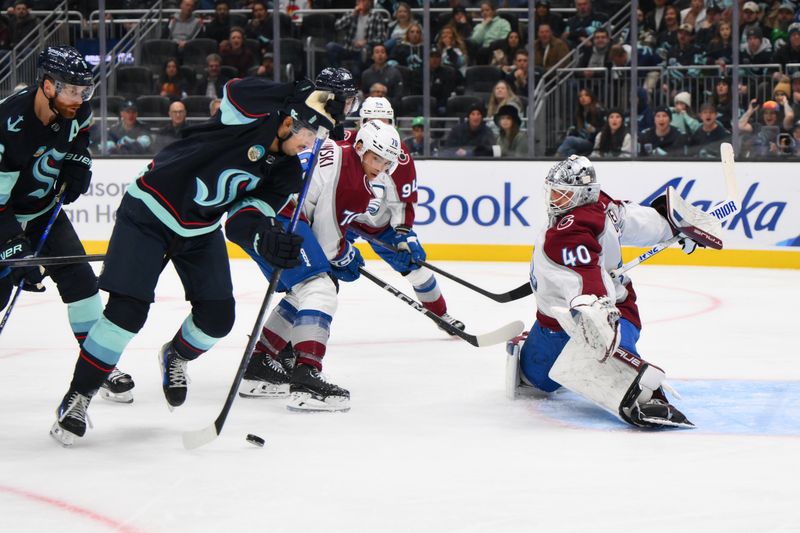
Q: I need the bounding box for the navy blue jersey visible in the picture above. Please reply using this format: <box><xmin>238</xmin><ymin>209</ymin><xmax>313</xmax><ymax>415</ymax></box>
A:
<box><xmin>127</xmin><ymin>77</ymin><xmax>304</xmax><ymax>238</ymax></box>
<box><xmin>0</xmin><ymin>87</ymin><xmax>92</xmax><ymax>241</ymax></box>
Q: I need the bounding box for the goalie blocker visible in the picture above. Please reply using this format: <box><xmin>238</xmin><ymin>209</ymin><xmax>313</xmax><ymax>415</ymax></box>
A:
<box><xmin>654</xmin><ymin>186</ymin><xmax>724</xmax><ymax>252</ymax></box>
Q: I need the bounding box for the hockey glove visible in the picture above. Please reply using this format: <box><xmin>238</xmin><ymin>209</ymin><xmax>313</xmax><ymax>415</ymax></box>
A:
<box><xmin>330</xmin><ymin>241</ymin><xmax>364</xmax><ymax>282</ymax></box>
<box><xmin>59</xmin><ymin>160</ymin><xmax>93</xmax><ymax>205</ymax></box>
<box><xmin>0</xmin><ymin>236</ymin><xmax>45</xmax><ymax>291</ymax></box>
<box><xmin>387</xmin><ymin>227</ymin><xmax>426</xmax><ymax>270</ymax></box>
<box><xmin>650</xmin><ymin>194</ymin><xmax>703</xmax><ymax>255</ymax></box>
<box><xmin>255</xmin><ymin>218</ymin><xmax>304</xmax><ymax>269</ymax></box>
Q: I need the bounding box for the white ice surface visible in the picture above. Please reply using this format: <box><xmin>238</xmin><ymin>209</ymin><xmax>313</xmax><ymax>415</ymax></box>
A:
<box><xmin>1</xmin><ymin>260</ymin><xmax>799</xmax><ymax>533</ymax></box>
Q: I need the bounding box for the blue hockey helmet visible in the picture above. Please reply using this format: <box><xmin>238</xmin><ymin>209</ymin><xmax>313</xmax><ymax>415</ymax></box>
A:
<box><xmin>37</xmin><ymin>45</ymin><xmax>95</xmax><ymax>101</ymax></box>
<box><xmin>315</xmin><ymin>67</ymin><xmax>360</xmax><ymax>121</ymax></box>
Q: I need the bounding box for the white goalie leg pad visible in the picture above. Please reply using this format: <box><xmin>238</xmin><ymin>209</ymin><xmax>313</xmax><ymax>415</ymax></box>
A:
<box><xmin>551</xmin><ymin>295</ymin><xmax>620</xmax><ymax>360</ymax></box>
<box><xmin>548</xmin><ymin>339</ymin><xmax>666</xmax><ymax>424</ymax></box>
<box><xmin>666</xmin><ymin>186</ymin><xmax>724</xmax><ymax>249</ymax></box>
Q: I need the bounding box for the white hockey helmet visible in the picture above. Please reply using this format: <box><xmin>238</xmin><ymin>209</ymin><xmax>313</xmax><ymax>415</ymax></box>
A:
<box><xmin>359</xmin><ymin>96</ymin><xmax>395</xmax><ymax>126</ymax></box>
<box><xmin>544</xmin><ymin>155</ymin><xmax>601</xmax><ymax>219</ymax></box>
<box><xmin>355</xmin><ymin>120</ymin><xmax>401</xmax><ymax>174</ymax></box>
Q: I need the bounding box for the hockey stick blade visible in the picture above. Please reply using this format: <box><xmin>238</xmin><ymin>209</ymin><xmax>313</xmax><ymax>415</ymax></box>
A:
<box><xmin>0</xmin><ymin>254</ymin><xmax>105</xmax><ymax>268</ymax></box>
<box><xmin>358</xmin><ymin>267</ymin><xmax>524</xmax><ymax>347</ymax></box>
<box><xmin>182</xmin><ymin>423</ymin><xmax>219</xmax><ymax>450</ymax></box>
<box><xmin>349</xmin><ymin>228</ymin><xmax>533</xmax><ymax>303</ymax></box>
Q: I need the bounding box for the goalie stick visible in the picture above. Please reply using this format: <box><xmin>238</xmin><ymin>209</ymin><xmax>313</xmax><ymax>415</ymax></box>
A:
<box><xmin>358</xmin><ymin>267</ymin><xmax>524</xmax><ymax>347</ymax></box>
<box><xmin>611</xmin><ymin>142</ymin><xmax>740</xmax><ymax>279</ymax></box>
<box><xmin>182</xmin><ymin>127</ymin><xmax>329</xmax><ymax>451</ymax></box>
<box><xmin>0</xmin><ymin>253</ymin><xmax>105</xmax><ymax>268</ymax></box>
<box><xmin>349</xmin><ymin>228</ymin><xmax>534</xmax><ymax>303</ymax></box>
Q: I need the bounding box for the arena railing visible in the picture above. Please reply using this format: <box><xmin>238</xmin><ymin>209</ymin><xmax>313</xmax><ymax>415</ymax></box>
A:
<box><xmin>0</xmin><ymin>0</ymin><xmax>70</xmax><ymax>97</ymax></box>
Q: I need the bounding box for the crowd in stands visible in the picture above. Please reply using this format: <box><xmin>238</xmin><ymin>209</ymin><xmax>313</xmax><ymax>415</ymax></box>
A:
<box><xmin>9</xmin><ymin>0</ymin><xmax>800</xmax><ymax>157</ymax></box>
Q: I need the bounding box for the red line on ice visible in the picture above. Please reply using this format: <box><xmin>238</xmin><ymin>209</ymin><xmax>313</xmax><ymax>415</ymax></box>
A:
<box><xmin>0</xmin><ymin>485</ymin><xmax>141</xmax><ymax>533</ymax></box>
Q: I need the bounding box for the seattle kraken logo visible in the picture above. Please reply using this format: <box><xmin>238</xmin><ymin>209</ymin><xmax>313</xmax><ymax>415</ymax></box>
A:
<box><xmin>194</xmin><ymin>169</ymin><xmax>260</xmax><ymax>207</ymax></box>
<box><xmin>29</xmin><ymin>147</ymin><xmax>66</xmax><ymax>199</ymax></box>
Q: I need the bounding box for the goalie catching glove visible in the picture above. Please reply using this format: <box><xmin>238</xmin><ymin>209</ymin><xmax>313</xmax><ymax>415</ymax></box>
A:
<box><xmin>651</xmin><ymin>186</ymin><xmax>724</xmax><ymax>254</ymax></box>
<box><xmin>254</xmin><ymin>218</ymin><xmax>304</xmax><ymax>269</ymax></box>
<box><xmin>0</xmin><ymin>235</ymin><xmax>46</xmax><ymax>291</ymax></box>
<box><xmin>553</xmin><ymin>294</ymin><xmax>620</xmax><ymax>360</ymax></box>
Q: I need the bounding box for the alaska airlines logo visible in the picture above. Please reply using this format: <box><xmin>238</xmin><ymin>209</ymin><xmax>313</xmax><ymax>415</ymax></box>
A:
<box><xmin>194</xmin><ymin>169</ymin><xmax>260</xmax><ymax>207</ymax></box>
<box><xmin>642</xmin><ymin>177</ymin><xmax>786</xmax><ymax>239</ymax></box>
<box><xmin>29</xmin><ymin>147</ymin><xmax>66</xmax><ymax>199</ymax></box>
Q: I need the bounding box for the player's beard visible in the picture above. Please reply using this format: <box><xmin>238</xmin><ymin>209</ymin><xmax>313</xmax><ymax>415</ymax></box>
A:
<box><xmin>51</xmin><ymin>97</ymin><xmax>80</xmax><ymax>119</ymax></box>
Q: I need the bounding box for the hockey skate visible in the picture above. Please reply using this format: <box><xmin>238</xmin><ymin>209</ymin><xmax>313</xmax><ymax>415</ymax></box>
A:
<box><xmin>287</xmin><ymin>363</ymin><xmax>350</xmax><ymax>412</ymax></box>
<box><xmin>99</xmin><ymin>368</ymin><xmax>135</xmax><ymax>404</ymax></box>
<box><xmin>626</xmin><ymin>397</ymin><xmax>695</xmax><ymax>429</ymax></box>
<box><xmin>239</xmin><ymin>351</ymin><xmax>291</xmax><ymax>398</ymax></box>
<box><xmin>158</xmin><ymin>342</ymin><xmax>189</xmax><ymax>410</ymax></box>
<box><xmin>436</xmin><ymin>313</ymin><xmax>466</xmax><ymax>336</ymax></box>
<box><xmin>277</xmin><ymin>344</ymin><xmax>296</xmax><ymax>373</ymax></box>
<box><xmin>50</xmin><ymin>389</ymin><xmax>93</xmax><ymax>447</ymax></box>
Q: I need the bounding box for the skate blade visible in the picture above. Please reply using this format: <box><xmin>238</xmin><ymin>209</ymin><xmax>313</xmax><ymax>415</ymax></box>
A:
<box><xmin>99</xmin><ymin>388</ymin><xmax>134</xmax><ymax>404</ymax></box>
<box><xmin>238</xmin><ymin>380</ymin><xmax>290</xmax><ymax>399</ymax></box>
<box><xmin>286</xmin><ymin>391</ymin><xmax>350</xmax><ymax>412</ymax></box>
<box><xmin>640</xmin><ymin>415</ymin><xmax>695</xmax><ymax>429</ymax></box>
<box><xmin>49</xmin><ymin>422</ymin><xmax>77</xmax><ymax>448</ymax></box>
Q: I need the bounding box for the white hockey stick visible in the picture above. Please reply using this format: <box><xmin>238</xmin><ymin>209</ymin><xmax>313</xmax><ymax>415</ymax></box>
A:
<box><xmin>611</xmin><ymin>142</ymin><xmax>740</xmax><ymax>279</ymax></box>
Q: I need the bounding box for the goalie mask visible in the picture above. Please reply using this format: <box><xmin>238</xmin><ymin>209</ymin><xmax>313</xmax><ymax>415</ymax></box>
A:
<box><xmin>544</xmin><ymin>155</ymin><xmax>601</xmax><ymax>220</ymax></box>
<box><xmin>355</xmin><ymin>120</ymin><xmax>401</xmax><ymax>175</ymax></box>
<box><xmin>359</xmin><ymin>96</ymin><xmax>395</xmax><ymax>127</ymax></box>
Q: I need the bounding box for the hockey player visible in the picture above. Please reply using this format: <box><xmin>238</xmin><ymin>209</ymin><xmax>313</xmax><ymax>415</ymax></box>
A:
<box><xmin>347</xmin><ymin>96</ymin><xmax>466</xmax><ymax>333</ymax></box>
<box><xmin>0</xmin><ymin>46</ymin><xmax>134</xmax><ymax>403</ymax></box>
<box><xmin>506</xmin><ymin>155</ymin><xmax>723</xmax><ymax>428</ymax></box>
<box><xmin>50</xmin><ymin>77</ymin><xmax>337</xmax><ymax>446</ymax></box>
<box><xmin>237</xmin><ymin>120</ymin><xmax>401</xmax><ymax>411</ymax></box>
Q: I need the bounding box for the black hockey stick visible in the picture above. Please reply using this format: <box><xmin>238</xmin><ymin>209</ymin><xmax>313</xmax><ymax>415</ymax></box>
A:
<box><xmin>0</xmin><ymin>253</ymin><xmax>105</xmax><ymax>268</ymax></box>
<box><xmin>350</xmin><ymin>228</ymin><xmax>533</xmax><ymax>303</ymax></box>
<box><xmin>0</xmin><ymin>187</ymin><xmax>66</xmax><ymax>334</ymax></box>
<box><xmin>358</xmin><ymin>267</ymin><xmax>524</xmax><ymax>348</ymax></box>
<box><xmin>182</xmin><ymin>127</ymin><xmax>329</xmax><ymax>451</ymax></box>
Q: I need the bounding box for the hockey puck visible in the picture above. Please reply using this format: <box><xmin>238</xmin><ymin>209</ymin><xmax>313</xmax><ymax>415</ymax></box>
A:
<box><xmin>246</xmin><ymin>433</ymin><xmax>265</xmax><ymax>447</ymax></box>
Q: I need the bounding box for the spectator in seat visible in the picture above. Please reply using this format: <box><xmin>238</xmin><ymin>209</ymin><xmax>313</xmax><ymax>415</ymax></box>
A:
<box><xmin>360</xmin><ymin>43</ymin><xmax>404</xmax><ymax>110</ymax></box>
<box><xmin>105</xmin><ymin>100</ymin><xmax>154</xmax><ymax>155</ymax></box>
<box><xmin>429</xmin><ymin>47</ymin><xmax>460</xmax><ymax>116</ymax></box>
<box><xmin>246</xmin><ymin>1</ymin><xmax>274</xmax><ymax>48</ymax></box>
<box><xmin>655</xmin><ymin>4</ymin><xmax>680</xmax><ymax>49</ymax></box>
<box><xmin>194</xmin><ymin>53</ymin><xmax>230</xmax><ymax>98</ymax></box>
<box><xmin>506</xmin><ymin>49</ymin><xmax>530</xmax><ymax>96</ymax></box>
<box><xmin>590</xmin><ymin>108</ymin><xmax>631</xmax><ymax>158</ymax></box>
<box><xmin>470</xmin><ymin>1</ymin><xmax>511</xmax><ymax>52</ymax></box>
<box><xmin>486</xmin><ymin>79</ymin><xmax>523</xmax><ymax>118</ymax></box>
<box><xmin>168</xmin><ymin>0</ymin><xmax>203</xmax><ymax>50</ymax></box>
<box><xmin>444</xmin><ymin>5</ymin><xmax>473</xmax><ymax>43</ymax></box>
<box><xmin>556</xmin><ymin>87</ymin><xmax>605</xmax><ymax>157</ymax></box>
<box><xmin>711</xmin><ymin>77</ymin><xmax>734</xmax><ymax>129</ymax></box>
<box><xmin>254</xmin><ymin>52</ymin><xmax>274</xmax><ymax>77</ymax></box>
<box><xmin>154</xmin><ymin>101</ymin><xmax>188</xmax><ymax>151</ymax></box>
<box><xmin>220</xmin><ymin>26</ymin><xmax>257</xmax><ymax>77</ymax></box>
<box><xmin>707</xmin><ymin>21</ymin><xmax>733</xmax><ymax>67</ymax></box>
<box><xmin>535</xmin><ymin>21</ymin><xmax>572</xmax><ymax>71</ymax></box>
<box><xmin>442</xmin><ymin>103</ymin><xmax>496</xmax><ymax>157</ymax></box>
<box><xmin>680</xmin><ymin>0</ymin><xmax>706</xmax><ymax>32</ymax></box>
<box><xmin>8</xmin><ymin>0</ymin><xmax>36</xmax><ymax>47</ymax></box>
<box><xmin>773</xmin><ymin>22</ymin><xmax>800</xmax><ymax>69</ymax></box>
<box><xmin>392</xmin><ymin>22</ymin><xmax>424</xmax><ymax>93</ymax></box>
<box><xmin>577</xmin><ymin>26</ymin><xmax>611</xmax><ymax>79</ymax></box>
<box><xmin>203</xmin><ymin>0</ymin><xmax>246</xmax><ymax>44</ymax></box>
<box><xmin>437</xmin><ymin>24</ymin><xmax>468</xmax><ymax>74</ymax></box>
<box><xmin>769</xmin><ymin>2</ymin><xmax>796</xmax><ymax>49</ymax></box>
<box><xmin>741</xmin><ymin>27</ymin><xmax>774</xmax><ymax>76</ymax></box>
<box><xmin>493</xmin><ymin>104</ymin><xmax>527</xmax><ymax>157</ymax></box>
<box><xmin>327</xmin><ymin>0</ymin><xmax>388</xmax><ymax>79</ymax></box>
<box><xmin>670</xmin><ymin>91</ymin><xmax>699</xmax><ymax>135</ymax></box>
<box><xmin>385</xmin><ymin>1</ymin><xmax>414</xmax><ymax>53</ymax></box>
<box><xmin>368</xmin><ymin>82</ymin><xmax>388</xmax><ymax>98</ymax></box>
<box><xmin>403</xmin><ymin>116</ymin><xmax>426</xmax><ymax>156</ymax></box>
<box><xmin>688</xmin><ymin>102</ymin><xmax>730</xmax><ymax>158</ymax></box>
<box><xmin>562</xmin><ymin>0</ymin><xmax>608</xmax><ymax>49</ymax></box>
<box><xmin>740</xmin><ymin>1</ymin><xmax>769</xmax><ymax>48</ymax></box>
<box><xmin>739</xmin><ymin>99</ymin><xmax>790</xmax><ymax>156</ymax></box>
<box><xmin>638</xmin><ymin>106</ymin><xmax>687</xmax><ymax>157</ymax></box>
<box><xmin>157</xmin><ymin>57</ymin><xmax>190</xmax><ymax>101</ymax></box>
<box><xmin>695</xmin><ymin>3</ymin><xmax>723</xmax><ymax>48</ymax></box>
<box><xmin>534</xmin><ymin>0</ymin><xmax>564</xmax><ymax>37</ymax></box>
<box><xmin>0</xmin><ymin>13</ymin><xmax>9</xmax><ymax>50</ymax></box>
<box><xmin>493</xmin><ymin>30</ymin><xmax>524</xmax><ymax>70</ymax></box>
<box><xmin>644</xmin><ymin>0</ymin><xmax>669</xmax><ymax>35</ymax></box>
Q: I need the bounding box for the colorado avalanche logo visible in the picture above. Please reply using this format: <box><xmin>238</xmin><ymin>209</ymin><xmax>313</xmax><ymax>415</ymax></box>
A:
<box><xmin>556</xmin><ymin>215</ymin><xmax>575</xmax><ymax>230</ymax></box>
<box><xmin>396</xmin><ymin>149</ymin><xmax>410</xmax><ymax>166</ymax></box>
<box><xmin>194</xmin><ymin>169</ymin><xmax>260</xmax><ymax>207</ymax></box>
<box><xmin>29</xmin><ymin>147</ymin><xmax>66</xmax><ymax>199</ymax></box>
